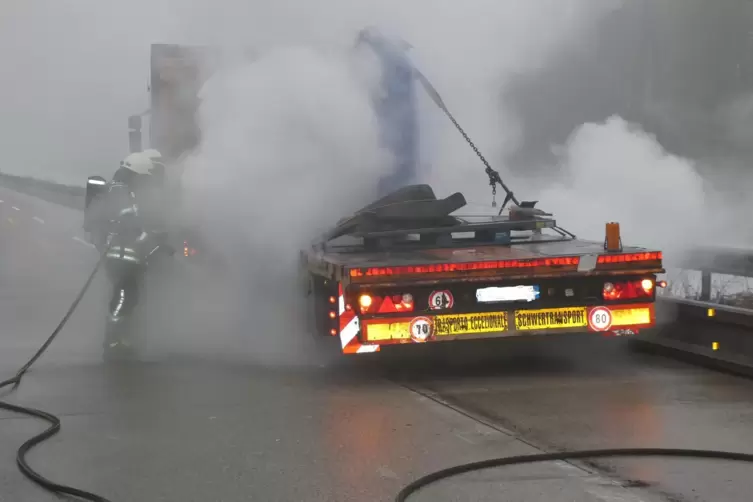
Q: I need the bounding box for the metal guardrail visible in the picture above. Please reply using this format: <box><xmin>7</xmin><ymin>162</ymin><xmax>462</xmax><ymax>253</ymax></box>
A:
<box><xmin>634</xmin><ymin>248</ymin><xmax>753</xmax><ymax>375</ymax></box>
<box><xmin>655</xmin><ymin>247</ymin><xmax>753</xmax><ymax>333</ymax></box>
<box><xmin>657</xmin><ymin>296</ymin><xmax>753</xmax><ymax>328</ymax></box>
<box><xmin>673</xmin><ymin>247</ymin><xmax>753</xmax><ymax>300</ymax></box>
<box><xmin>0</xmin><ymin>172</ymin><xmax>84</xmax><ymax>210</ymax></box>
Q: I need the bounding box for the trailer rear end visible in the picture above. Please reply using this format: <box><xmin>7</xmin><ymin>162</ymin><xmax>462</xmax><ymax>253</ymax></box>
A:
<box><xmin>342</xmin><ymin>250</ymin><xmax>662</xmax><ymax>354</ymax></box>
<box><xmin>301</xmin><ymin>186</ymin><xmax>665</xmax><ymax>355</ymax></box>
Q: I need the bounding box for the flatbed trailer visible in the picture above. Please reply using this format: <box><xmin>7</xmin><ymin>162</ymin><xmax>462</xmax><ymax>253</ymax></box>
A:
<box><xmin>300</xmin><ymin>185</ymin><xmax>665</xmax><ymax>355</ymax></box>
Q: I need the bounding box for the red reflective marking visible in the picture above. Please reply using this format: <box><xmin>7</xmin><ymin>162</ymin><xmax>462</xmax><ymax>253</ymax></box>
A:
<box><xmin>378</xmin><ymin>295</ymin><xmax>397</xmax><ymax>313</ymax></box>
<box><xmin>597</xmin><ymin>252</ymin><xmax>662</xmax><ymax>264</ymax></box>
<box><xmin>348</xmin><ymin>256</ymin><xmax>581</xmax><ymax>278</ymax></box>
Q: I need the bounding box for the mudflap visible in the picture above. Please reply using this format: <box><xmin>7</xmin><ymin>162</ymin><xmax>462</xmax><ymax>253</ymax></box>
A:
<box><xmin>305</xmin><ymin>275</ymin><xmax>340</xmax><ymax>338</ymax></box>
<box><xmin>307</xmin><ymin>276</ymin><xmax>322</xmax><ymax>333</ymax></box>
<box><xmin>303</xmin><ymin>275</ymin><xmax>343</xmax><ymax>364</ymax></box>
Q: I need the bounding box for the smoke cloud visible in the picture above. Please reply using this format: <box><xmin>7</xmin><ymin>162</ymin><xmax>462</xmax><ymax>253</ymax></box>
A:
<box><xmin>168</xmin><ymin>0</ymin><xmax>620</xmax><ymax>363</ymax></box>
<box><xmin>536</xmin><ymin>117</ymin><xmax>709</xmax><ymax>254</ymax></box>
<box><xmin>530</xmin><ymin>116</ymin><xmax>753</xmax><ymax>261</ymax></box>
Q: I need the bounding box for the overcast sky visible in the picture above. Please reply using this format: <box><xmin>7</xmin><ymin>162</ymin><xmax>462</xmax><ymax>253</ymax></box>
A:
<box><xmin>0</xmin><ymin>0</ymin><xmax>612</xmax><ymax>186</ymax></box>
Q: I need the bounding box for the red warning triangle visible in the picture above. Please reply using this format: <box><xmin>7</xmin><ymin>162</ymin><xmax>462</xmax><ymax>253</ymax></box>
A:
<box><xmin>378</xmin><ymin>295</ymin><xmax>397</xmax><ymax>313</ymax></box>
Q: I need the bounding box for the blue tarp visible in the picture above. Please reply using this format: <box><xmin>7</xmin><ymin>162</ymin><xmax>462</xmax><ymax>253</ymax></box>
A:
<box><xmin>356</xmin><ymin>29</ymin><xmax>423</xmax><ymax>197</ymax></box>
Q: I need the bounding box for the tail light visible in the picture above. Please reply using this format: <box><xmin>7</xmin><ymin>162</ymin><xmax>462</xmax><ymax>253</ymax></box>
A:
<box><xmin>603</xmin><ymin>279</ymin><xmax>654</xmax><ymax>301</ymax></box>
<box><xmin>358</xmin><ymin>293</ymin><xmax>414</xmax><ymax>314</ymax></box>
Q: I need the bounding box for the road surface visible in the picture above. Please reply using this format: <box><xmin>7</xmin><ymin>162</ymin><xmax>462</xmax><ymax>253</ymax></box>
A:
<box><xmin>0</xmin><ymin>186</ymin><xmax>751</xmax><ymax>502</ymax></box>
<box><xmin>389</xmin><ymin>337</ymin><xmax>753</xmax><ymax>502</ymax></box>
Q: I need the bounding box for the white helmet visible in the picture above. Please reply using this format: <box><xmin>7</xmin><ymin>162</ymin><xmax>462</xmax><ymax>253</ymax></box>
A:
<box><xmin>120</xmin><ymin>152</ymin><xmax>154</xmax><ymax>175</ymax></box>
<box><xmin>142</xmin><ymin>149</ymin><xmax>165</xmax><ymax>170</ymax></box>
<box><xmin>142</xmin><ymin>149</ymin><xmax>162</xmax><ymax>160</ymax></box>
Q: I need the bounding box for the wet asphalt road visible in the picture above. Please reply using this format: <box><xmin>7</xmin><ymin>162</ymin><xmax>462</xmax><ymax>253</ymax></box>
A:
<box><xmin>0</xmin><ymin>187</ymin><xmax>752</xmax><ymax>502</ymax></box>
<box><xmin>385</xmin><ymin>326</ymin><xmax>753</xmax><ymax>502</ymax></box>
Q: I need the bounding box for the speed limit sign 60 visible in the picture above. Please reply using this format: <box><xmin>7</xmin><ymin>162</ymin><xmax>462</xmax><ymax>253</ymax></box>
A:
<box><xmin>429</xmin><ymin>290</ymin><xmax>454</xmax><ymax>310</ymax></box>
<box><xmin>589</xmin><ymin>307</ymin><xmax>613</xmax><ymax>331</ymax></box>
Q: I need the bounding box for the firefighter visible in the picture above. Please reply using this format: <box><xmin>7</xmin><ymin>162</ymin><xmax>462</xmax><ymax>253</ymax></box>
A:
<box><xmin>95</xmin><ymin>152</ymin><xmax>173</xmax><ymax>359</ymax></box>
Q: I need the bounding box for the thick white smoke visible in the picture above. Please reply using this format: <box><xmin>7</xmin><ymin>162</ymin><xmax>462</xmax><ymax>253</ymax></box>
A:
<box><xmin>533</xmin><ymin>116</ymin><xmax>753</xmax><ymax>260</ymax></box>
<box><xmin>164</xmin><ymin>46</ymin><xmax>389</xmax><ymax>364</ymax></box>
<box><xmin>537</xmin><ymin>117</ymin><xmax>709</xmax><ymax>253</ymax></box>
<box><xmin>169</xmin><ymin>1</ymin><xmax>622</xmax><ymax>363</ymax></box>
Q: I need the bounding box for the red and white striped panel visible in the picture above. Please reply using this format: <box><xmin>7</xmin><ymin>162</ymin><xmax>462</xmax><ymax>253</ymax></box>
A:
<box><xmin>338</xmin><ymin>283</ymin><xmax>380</xmax><ymax>354</ymax></box>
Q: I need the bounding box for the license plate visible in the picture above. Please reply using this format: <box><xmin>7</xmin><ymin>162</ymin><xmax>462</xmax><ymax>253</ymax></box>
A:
<box><xmin>476</xmin><ymin>285</ymin><xmax>540</xmax><ymax>303</ymax></box>
<box><xmin>434</xmin><ymin>311</ymin><xmax>509</xmax><ymax>336</ymax></box>
<box><xmin>514</xmin><ymin>307</ymin><xmax>588</xmax><ymax>331</ymax></box>
<box><xmin>363</xmin><ymin>321</ymin><xmax>412</xmax><ymax>341</ymax></box>
<box><xmin>612</xmin><ymin>307</ymin><xmax>651</xmax><ymax>326</ymax></box>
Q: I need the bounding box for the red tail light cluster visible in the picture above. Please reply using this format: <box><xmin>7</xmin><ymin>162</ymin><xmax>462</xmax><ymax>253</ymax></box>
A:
<box><xmin>349</xmin><ymin>257</ymin><xmax>579</xmax><ymax>278</ymax></box>
<box><xmin>603</xmin><ymin>279</ymin><xmax>654</xmax><ymax>301</ymax></box>
<box><xmin>598</xmin><ymin>252</ymin><xmax>662</xmax><ymax>264</ymax></box>
<box><xmin>358</xmin><ymin>293</ymin><xmax>414</xmax><ymax>314</ymax></box>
